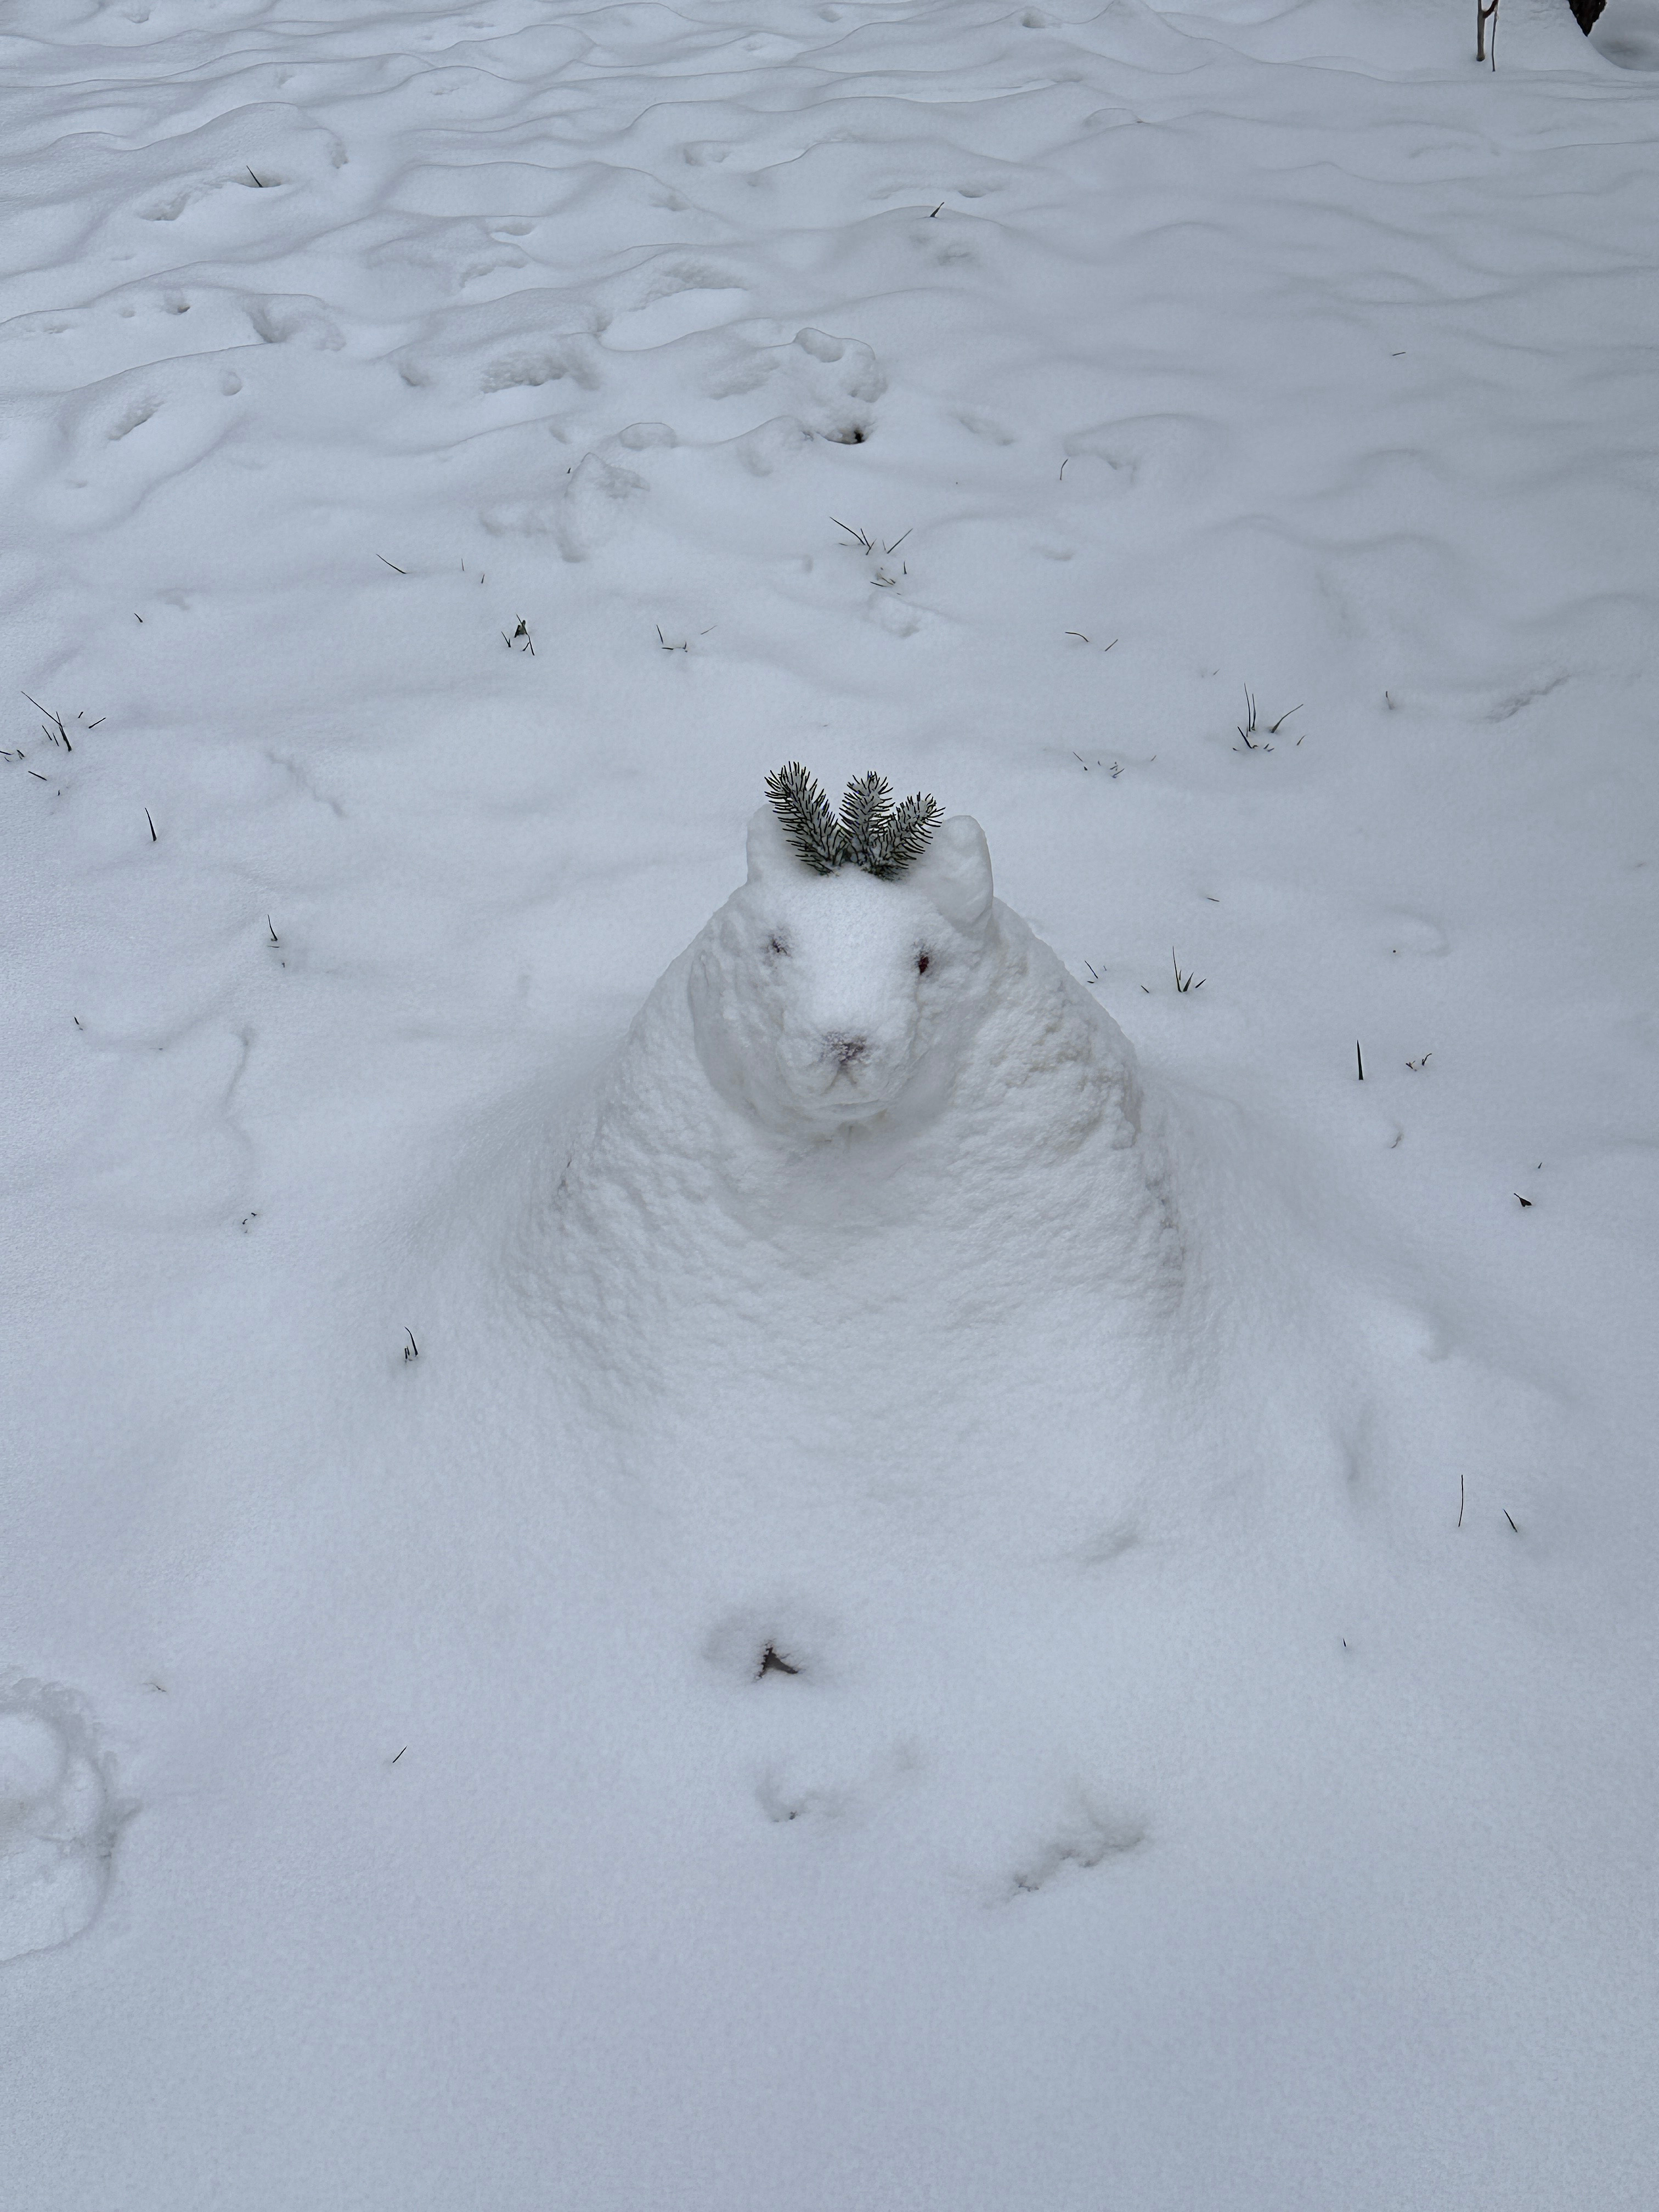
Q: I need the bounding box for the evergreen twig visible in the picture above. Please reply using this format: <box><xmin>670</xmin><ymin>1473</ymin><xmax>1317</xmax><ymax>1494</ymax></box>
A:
<box><xmin>766</xmin><ymin>765</ymin><xmax>943</xmax><ymax>881</ymax></box>
<box><xmin>839</xmin><ymin>770</ymin><xmax>895</xmax><ymax>867</ymax></box>
<box><xmin>765</xmin><ymin>762</ymin><xmax>845</xmax><ymax>873</ymax></box>
<box><xmin>867</xmin><ymin>788</ymin><xmax>942</xmax><ymax>877</ymax></box>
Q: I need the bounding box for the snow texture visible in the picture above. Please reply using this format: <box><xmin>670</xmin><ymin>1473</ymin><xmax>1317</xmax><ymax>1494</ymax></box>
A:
<box><xmin>3</xmin><ymin>0</ymin><xmax>1658</xmax><ymax>2206</ymax></box>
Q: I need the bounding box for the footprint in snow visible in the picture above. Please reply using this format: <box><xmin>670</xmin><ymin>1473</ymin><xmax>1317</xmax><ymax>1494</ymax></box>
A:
<box><xmin>486</xmin><ymin>449</ymin><xmax>648</xmax><ymax>558</ymax></box>
<box><xmin>0</xmin><ymin>1678</ymin><xmax>128</xmax><ymax>1966</ymax></box>
<box><xmin>46</xmin><ymin>356</ymin><xmax>247</xmax><ymax>531</ymax></box>
<box><xmin>705</xmin><ymin>324</ymin><xmax>886</xmax><ymax>447</ymax></box>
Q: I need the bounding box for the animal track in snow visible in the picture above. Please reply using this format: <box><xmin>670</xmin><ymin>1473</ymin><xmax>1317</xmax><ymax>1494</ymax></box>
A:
<box><xmin>483</xmin><ymin>449</ymin><xmax>648</xmax><ymax>557</ymax></box>
<box><xmin>0</xmin><ymin>1678</ymin><xmax>127</xmax><ymax>1966</ymax></box>
<box><xmin>47</xmin><ymin>356</ymin><xmax>247</xmax><ymax>528</ymax></box>
<box><xmin>1060</xmin><ymin>411</ymin><xmax>1227</xmax><ymax>495</ymax></box>
<box><xmin>1004</xmin><ymin>1800</ymin><xmax>1145</xmax><ymax>1899</ymax></box>
<box><xmin>753</xmin><ymin>1740</ymin><xmax>924</xmax><ymax>1829</ymax></box>
<box><xmin>754</xmin><ymin>1766</ymin><xmax>848</xmax><ymax>1825</ymax></box>
<box><xmin>107</xmin><ymin>392</ymin><xmax>161</xmax><ymax>441</ymax></box>
<box><xmin>1073</xmin><ymin>1519</ymin><xmax>1143</xmax><ymax>1568</ymax></box>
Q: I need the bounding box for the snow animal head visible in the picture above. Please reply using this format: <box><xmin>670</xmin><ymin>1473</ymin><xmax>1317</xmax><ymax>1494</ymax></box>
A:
<box><xmin>688</xmin><ymin>770</ymin><xmax>998</xmax><ymax>1137</ymax></box>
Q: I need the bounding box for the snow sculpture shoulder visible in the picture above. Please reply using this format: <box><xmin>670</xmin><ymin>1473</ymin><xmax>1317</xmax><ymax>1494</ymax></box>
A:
<box><xmin>529</xmin><ymin>768</ymin><xmax>1180</xmax><ymax>1414</ymax></box>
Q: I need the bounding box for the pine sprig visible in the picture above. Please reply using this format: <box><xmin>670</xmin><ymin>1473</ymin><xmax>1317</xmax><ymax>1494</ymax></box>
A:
<box><xmin>765</xmin><ymin>764</ymin><xmax>942</xmax><ymax>879</ymax></box>
<box><xmin>839</xmin><ymin>770</ymin><xmax>895</xmax><ymax>868</ymax></box>
<box><xmin>765</xmin><ymin>761</ymin><xmax>845</xmax><ymax>874</ymax></box>
<box><xmin>866</xmin><ymin>789</ymin><xmax>942</xmax><ymax>878</ymax></box>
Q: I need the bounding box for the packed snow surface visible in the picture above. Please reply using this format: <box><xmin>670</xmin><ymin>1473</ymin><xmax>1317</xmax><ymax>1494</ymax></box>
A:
<box><xmin>3</xmin><ymin>0</ymin><xmax>1658</xmax><ymax>2204</ymax></box>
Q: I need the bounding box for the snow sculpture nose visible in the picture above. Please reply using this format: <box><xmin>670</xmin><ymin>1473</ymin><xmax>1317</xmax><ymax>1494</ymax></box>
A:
<box><xmin>826</xmin><ymin>1033</ymin><xmax>869</xmax><ymax>1068</ymax></box>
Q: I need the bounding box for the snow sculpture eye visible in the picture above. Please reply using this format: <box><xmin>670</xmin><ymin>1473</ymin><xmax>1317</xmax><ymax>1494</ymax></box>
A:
<box><xmin>769</xmin><ymin>935</ymin><xmax>788</xmax><ymax>956</ymax></box>
<box><xmin>916</xmin><ymin>951</ymin><xmax>930</xmax><ymax>975</ymax></box>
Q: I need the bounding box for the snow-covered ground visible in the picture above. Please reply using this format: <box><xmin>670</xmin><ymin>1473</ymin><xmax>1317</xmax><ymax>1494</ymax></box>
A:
<box><xmin>3</xmin><ymin>0</ymin><xmax>1657</xmax><ymax>2203</ymax></box>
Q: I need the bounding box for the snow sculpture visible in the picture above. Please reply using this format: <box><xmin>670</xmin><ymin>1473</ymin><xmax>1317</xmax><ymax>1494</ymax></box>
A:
<box><xmin>524</xmin><ymin>769</ymin><xmax>1181</xmax><ymax>1454</ymax></box>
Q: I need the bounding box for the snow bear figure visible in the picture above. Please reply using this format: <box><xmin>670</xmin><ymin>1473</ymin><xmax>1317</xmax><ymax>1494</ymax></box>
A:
<box><xmin>522</xmin><ymin>776</ymin><xmax>1183</xmax><ymax>1466</ymax></box>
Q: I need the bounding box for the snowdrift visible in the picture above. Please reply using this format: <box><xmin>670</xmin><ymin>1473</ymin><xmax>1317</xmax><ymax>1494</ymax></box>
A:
<box><xmin>3</xmin><ymin>0</ymin><xmax>1656</xmax><ymax>2205</ymax></box>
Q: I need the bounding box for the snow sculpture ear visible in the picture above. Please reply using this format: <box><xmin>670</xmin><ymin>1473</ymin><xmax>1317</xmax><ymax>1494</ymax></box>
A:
<box><xmin>745</xmin><ymin>802</ymin><xmax>798</xmax><ymax>886</ymax></box>
<box><xmin>917</xmin><ymin>814</ymin><xmax>994</xmax><ymax>933</ymax></box>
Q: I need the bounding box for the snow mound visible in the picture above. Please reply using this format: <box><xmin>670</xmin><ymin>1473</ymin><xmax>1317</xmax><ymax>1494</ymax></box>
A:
<box><xmin>513</xmin><ymin>798</ymin><xmax>1183</xmax><ymax>1511</ymax></box>
<box><xmin>0</xmin><ymin>1677</ymin><xmax>125</xmax><ymax>1966</ymax></box>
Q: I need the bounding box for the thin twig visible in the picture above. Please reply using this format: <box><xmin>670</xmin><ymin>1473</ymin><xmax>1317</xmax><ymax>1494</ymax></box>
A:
<box><xmin>1476</xmin><ymin>0</ymin><xmax>1499</xmax><ymax>67</ymax></box>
